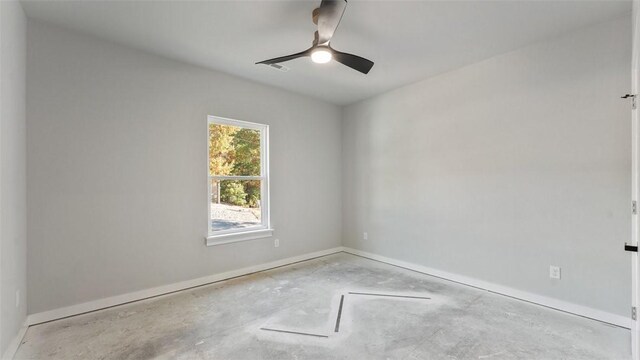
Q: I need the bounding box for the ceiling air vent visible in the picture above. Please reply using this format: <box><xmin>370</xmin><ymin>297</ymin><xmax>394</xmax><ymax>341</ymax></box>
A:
<box><xmin>268</xmin><ymin>63</ymin><xmax>289</xmax><ymax>72</ymax></box>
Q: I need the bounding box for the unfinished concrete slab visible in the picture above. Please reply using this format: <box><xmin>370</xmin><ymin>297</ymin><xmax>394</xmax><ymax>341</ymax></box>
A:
<box><xmin>14</xmin><ymin>253</ymin><xmax>630</xmax><ymax>359</ymax></box>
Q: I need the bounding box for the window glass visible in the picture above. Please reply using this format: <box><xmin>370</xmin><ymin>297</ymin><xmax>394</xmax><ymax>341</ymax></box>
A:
<box><xmin>208</xmin><ymin>117</ymin><xmax>268</xmax><ymax>238</ymax></box>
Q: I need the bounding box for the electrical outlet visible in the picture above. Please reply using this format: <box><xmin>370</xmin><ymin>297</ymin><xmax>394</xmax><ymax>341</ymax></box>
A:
<box><xmin>363</xmin><ymin>232</ymin><xmax>368</xmax><ymax>240</ymax></box>
<box><xmin>15</xmin><ymin>290</ymin><xmax>20</xmax><ymax>308</ymax></box>
<box><xmin>549</xmin><ymin>266</ymin><xmax>561</xmax><ymax>279</ymax></box>
<box><xmin>274</xmin><ymin>239</ymin><xmax>279</xmax><ymax>248</ymax></box>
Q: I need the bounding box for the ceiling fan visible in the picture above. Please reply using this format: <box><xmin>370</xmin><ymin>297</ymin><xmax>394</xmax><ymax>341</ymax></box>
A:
<box><xmin>256</xmin><ymin>0</ymin><xmax>374</xmax><ymax>74</ymax></box>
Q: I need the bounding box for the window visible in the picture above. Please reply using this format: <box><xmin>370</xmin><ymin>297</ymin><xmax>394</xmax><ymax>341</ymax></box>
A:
<box><xmin>207</xmin><ymin>116</ymin><xmax>271</xmax><ymax>245</ymax></box>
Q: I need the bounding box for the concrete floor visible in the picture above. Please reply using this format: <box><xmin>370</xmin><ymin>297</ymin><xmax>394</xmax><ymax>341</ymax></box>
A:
<box><xmin>15</xmin><ymin>253</ymin><xmax>630</xmax><ymax>359</ymax></box>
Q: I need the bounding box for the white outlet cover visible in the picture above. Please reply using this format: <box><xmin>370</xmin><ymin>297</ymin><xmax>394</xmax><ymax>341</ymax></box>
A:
<box><xmin>274</xmin><ymin>239</ymin><xmax>279</xmax><ymax>248</ymax></box>
<box><xmin>363</xmin><ymin>232</ymin><xmax>368</xmax><ymax>240</ymax></box>
<box><xmin>549</xmin><ymin>266</ymin><xmax>561</xmax><ymax>279</ymax></box>
<box><xmin>15</xmin><ymin>290</ymin><xmax>20</xmax><ymax>308</ymax></box>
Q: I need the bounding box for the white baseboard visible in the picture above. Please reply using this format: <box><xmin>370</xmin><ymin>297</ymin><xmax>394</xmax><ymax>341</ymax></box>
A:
<box><xmin>342</xmin><ymin>247</ymin><xmax>631</xmax><ymax>329</ymax></box>
<box><xmin>27</xmin><ymin>247</ymin><xmax>344</xmax><ymax>326</ymax></box>
<box><xmin>1</xmin><ymin>320</ymin><xmax>28</xmax><ymax>360</ymax></box>
<box><xmin>25</xmin><ymin>245</ymin><xmax>629</xmax><ymax>332</ymax></box>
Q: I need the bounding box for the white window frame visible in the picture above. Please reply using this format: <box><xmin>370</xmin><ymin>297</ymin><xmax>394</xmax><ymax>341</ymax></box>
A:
<box><xmin>206</xmin><ymin>115</ymin><xmax>272</xmax><ymax>246</ymax></box>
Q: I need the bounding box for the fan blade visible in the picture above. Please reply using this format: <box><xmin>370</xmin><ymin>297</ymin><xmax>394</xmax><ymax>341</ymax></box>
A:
<box><xmin>317</xmin><ymin>0</ymin><xmax>347</xmax><ymax>45</ymax></box>
<box><xmin>332</xmin><ymin>49</ymin><xmax>374</xmax><ymax>74</ymax></box>
<box><xmin>256</xmin><ymin>48</ymin><xmax>311</xmax><ymax>65</ymax></box>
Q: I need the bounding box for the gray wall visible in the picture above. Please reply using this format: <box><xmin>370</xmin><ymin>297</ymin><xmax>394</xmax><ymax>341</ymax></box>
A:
<box><xmin>342</xmin><ymin>16</ymin><xmax>632</xmax><ymax>316</ymax></box>
<box><xmin>26</xmin><ymin>21</ymin><xmax>342</xmax><ymax>314</ymax></box>
<box><xmin>0</xmin><ymin>0</ymin><xmax>27</xmax><ymax>355</ymax></box>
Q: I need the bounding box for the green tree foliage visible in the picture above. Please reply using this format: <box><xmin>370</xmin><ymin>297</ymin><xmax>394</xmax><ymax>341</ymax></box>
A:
<box><xmin>231</xmin><ymin>128</ymin><xmax>260</xmax><ymax>176</ymax></box>
<box><xmin>231</xmin><ymin>128</ymin><xmax>261</xmax><ymax>207</ymax></box>
<box><xmin>209</xmin><ymin>124</ymin><xmax>262</xmax><ymax>208</ymax></box>
<box><xmin>244</xmin><ymin>181</ymin><xmax>261</xmax><ymax>208</ymax></box>
<box><xmin>209</xmin><ymin>124</ymin><xmax>237</xmax><ymax>176</ymax></box>
<box><xmin>220</xmin><ymin>181</ymin><xmax>247</xmax><ymax>206</ymax></box>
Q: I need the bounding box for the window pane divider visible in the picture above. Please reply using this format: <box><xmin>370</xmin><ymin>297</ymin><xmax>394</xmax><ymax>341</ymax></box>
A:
<box><xmin>210</xmin><ymin>175</ymin><xmax>263</xmax><ymax>181</ymax></box>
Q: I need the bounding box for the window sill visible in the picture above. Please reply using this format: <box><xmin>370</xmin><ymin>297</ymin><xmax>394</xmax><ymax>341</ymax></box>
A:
<box><xmin>205</xmin><ymin>228</ymin><xmax>274</xmax><ymax>247</ymax></box>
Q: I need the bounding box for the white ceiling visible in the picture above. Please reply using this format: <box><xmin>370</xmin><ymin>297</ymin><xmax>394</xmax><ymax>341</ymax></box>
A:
<box><xmin>21</xmin><ymin>0</ymin><xmax>631</xmax><ymax>105</ymax></box>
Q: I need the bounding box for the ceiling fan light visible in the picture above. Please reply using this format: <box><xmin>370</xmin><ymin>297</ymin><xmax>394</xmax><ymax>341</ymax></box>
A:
<box><xmin>311</xmin><ymin>48</ymin><xmax>332</xmax><ymax>64</ymax></box>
